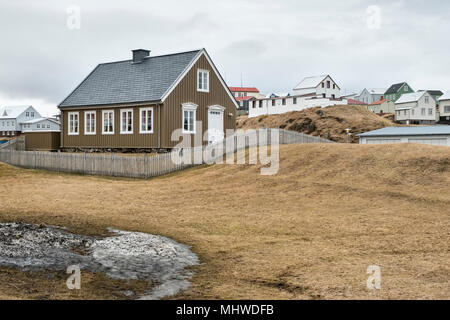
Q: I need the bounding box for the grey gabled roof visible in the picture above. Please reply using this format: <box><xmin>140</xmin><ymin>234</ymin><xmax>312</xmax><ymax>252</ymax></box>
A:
<box><xmin>358</xmin><ymin>126</ymin><xmax>450</xmax><ymax>137</ymax></box>
<box><xmin>59</xmin><ymin>49</ymin><xmax>202</xmax><ymax>108</ymax></box>
<box><xmin>385</xmin><ymin>82</ymin><xmax>408</xmax><ymax>95</ymax></box>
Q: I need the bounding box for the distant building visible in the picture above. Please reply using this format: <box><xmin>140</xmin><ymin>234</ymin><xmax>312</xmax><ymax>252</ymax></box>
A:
<box><xmin>22</xmin><ymin>117</ymin><xmax>61</xmax><ymax>132</ymax></box>
<box><xmin>395</xmin><ymin>91</ymin><xmax>437</xmax><ymax>124</ymax></box>
<box><xmin>438</xmin><ymin>92</ymin><xmax>450</xmax><ymax>123</ymax></box>
<box><xmin>368</xmin><ymin>99</ymin><xmax>395</xmax><ymax>114</ymax></box>
<box><xmin>292</xmin><ymin>75</ymin><xmax>341</xmax><ymax>99</ymax></box>
<box><xmin>229</xmin><ymin>87</ymin><xmax>265</xmax><ymax>99</ymax></box>
<box><xmin>0</xmin><ymin>105</ymin><xmax>41</xmax><ymax>137</ymax></box>
<box><xmin>248</xmin><ymin>94</ymin><xmax>347</xmax><ymax>118</ymax></box>
<box><xmin>357</xmin><ymin>88</ymin><xmax>387</xmax><ymax>104</ymax></box>
<box><xmin>421</xmin><ymin>90</ymin><xmax>444</xmax><ymax>104</ymax></box>
<box><xmin>235</xmin><ymin>96</ymin><xmax>254</xmax><ymax>112</ymax></box>
<box><xmin>347</xmin><ymin>98</ymin><xmax>367</xmax><ymax>106</ymax></box>
<box><xmin>358</xmin><ymin>126</ymin><xmax>450</xmax><ymax>146</ymax></box>
<box><xmin>385</xmin><ymin>82</ymin><xmax>414</xmax><ymax>102</ymax></box>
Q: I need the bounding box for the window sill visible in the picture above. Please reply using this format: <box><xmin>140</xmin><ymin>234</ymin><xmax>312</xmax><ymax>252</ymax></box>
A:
<box><xmin>120</xmin><ymin>132</ymin><xmax>134</xmax><ymax>135</ymax></box>
<box><xmin>68</xmin><ymin>133</ymin><xmax>79</xmax><ymax>136</ymax></box>
<box><xmin>197</xmin><ymin>89</ymin><xmax>209</xmax><ymax>93</ymax></box>
<box><xmin>140</xmin><ymin>131</ymin><xmax>154</xmax><ymax>134</ymax></box>
<box><xmin>102</xmin><ymin>132</ymin><xmax>115</xmax><ymax>135</ymax></box>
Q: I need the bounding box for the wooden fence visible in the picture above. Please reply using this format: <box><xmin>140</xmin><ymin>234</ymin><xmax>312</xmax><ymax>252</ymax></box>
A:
<box><xmin>0</xmin><ymin>129</ymin><xmax>334</xmax><ymax>179</ymax></box>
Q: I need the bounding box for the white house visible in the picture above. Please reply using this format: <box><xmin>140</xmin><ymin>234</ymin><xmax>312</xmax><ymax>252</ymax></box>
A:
<box><xmin>292</xmin><ymin>75</ymin><xmax>341</xmax><ymax>99</ymax></box>
<box><xmin>394</xmin><ymin>91</ymin><xmax>437</xmax><ymax>125</ymax></box>
<box><xmin>21</xmin><ymin>117</ymin><xmax>60</xmax><ymax>132</ymax></box>
<box><xmin>0</xmin><ymin>105</ymin><xmax>41</xmax><ymax>137</ymax></box>
<box><xmin>359</xmin><ymin>126</ymin><xmax>450</xmax><ymax>146</ymax></box>
<box><xmin>248</xmin><ymin>94</ymin><xmax>348</xmax><ymax>118</ymax></box>
<box><xmin>368</xmin><ymin>99</ymin><xmax>395</xmax><ymax>114</ymax></box>
<box><xmin>357</xmin><ymin>88</ymin><xmax>387</xmax><ymax>104</ymax></box>
<box><xmin>438</xmin><ymin>91</ymin><xmax>450</xmax><ymax>123</ymax></box>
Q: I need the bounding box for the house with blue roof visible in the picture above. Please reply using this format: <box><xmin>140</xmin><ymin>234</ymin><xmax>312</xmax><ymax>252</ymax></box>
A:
<box><xmin>358</xmin><ymin>126</ymin><xmax>450</xmax><ymax>146</ymax></box>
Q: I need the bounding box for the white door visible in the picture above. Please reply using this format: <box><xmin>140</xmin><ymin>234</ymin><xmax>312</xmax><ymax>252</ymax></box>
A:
<box><xmin>208</xmin><ymin>107</ymin><xmax>224</xmax><ymax>144</ymax></box>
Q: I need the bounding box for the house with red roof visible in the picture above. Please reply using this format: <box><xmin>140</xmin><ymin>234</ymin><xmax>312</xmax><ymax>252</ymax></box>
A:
<box><xmin>368</xmin><ymin>99</ymin><xmax>395</xmax><ymax>114</ymax></box>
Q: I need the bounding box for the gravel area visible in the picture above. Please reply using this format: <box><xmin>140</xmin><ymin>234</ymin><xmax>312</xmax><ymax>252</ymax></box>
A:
<box><xmin>0</xmin><ymin>222</ymin><xmax>199</xmax><ymax>300</ymax></box>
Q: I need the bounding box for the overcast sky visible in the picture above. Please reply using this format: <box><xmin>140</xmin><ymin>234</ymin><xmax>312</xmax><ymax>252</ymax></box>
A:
<box><xmin>1</xmin><ymin>0</ymin><xmax>449</xmax><ymax>116</ymax></box>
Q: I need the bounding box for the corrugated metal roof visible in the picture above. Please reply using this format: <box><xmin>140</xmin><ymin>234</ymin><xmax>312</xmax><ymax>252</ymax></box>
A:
<box><xmin>294</xmin><ymin>75</ymin><xmax>328</xmax><ymax>89</ymax></box>
<box><xmin>59</xmin><ymin>50</ymin><xmax>202</xmax><ymax>108</ymax></box>
<box><xmin>366</xmin><ymin>88</ymin><xmax>387</xmax><ymax>95</ymax></box>
<box><xmin>0</xmin><ymin>106</ymin><xmax>32</xmax><ymax>119</ymax></box>
<box><xmin>229</xmin><ymin>87</ymin><xmax>260</xmax><ymax>93</ymax></box>
<box><xmin>395</xmin><ymin>91</ymin><xmax>426</xmax><ymax>104</ymax></box>
<box><xmin>21</xmin><ymin>117</ymin><xmax>60</xmax><ymax>125</ymax></box>
<box><xmin>358</xmin><ymin>126</ymin><xmax>450</xmax><ymax>137</ymax></box>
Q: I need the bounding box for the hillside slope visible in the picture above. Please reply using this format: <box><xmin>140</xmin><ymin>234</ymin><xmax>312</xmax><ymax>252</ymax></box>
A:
<box><xmin>237</xmin><ymin>105</ymin><xmax>395</xmax><ymax>143</ymax></box>
<box><xmin>0</xmin><ymin>143</ymin><xmax>449</xmax><ymax>300</ymax></box>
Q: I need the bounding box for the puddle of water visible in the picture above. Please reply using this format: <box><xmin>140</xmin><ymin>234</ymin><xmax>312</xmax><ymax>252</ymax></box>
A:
<box><xmin>0</xmin><ymin>222</ymin><xmax>199</xmax><ymax>300</ymax></box>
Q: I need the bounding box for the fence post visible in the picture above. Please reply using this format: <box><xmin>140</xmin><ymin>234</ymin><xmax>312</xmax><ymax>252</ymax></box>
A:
<box><xmin>145</xmin><ymin>153</ymin><xmax>149</xmax><ymax>179</ymax></box>
<box><xmin>83</xmin><ymin>153</ymin><xmax>87</xmax><ymax>175</ymax></box>
<box><xmin>111</xmin><ymin>153</ymin><xmax>115</xmax><ymax>176</ymax></box>
<box><xmin>34</xmin><ymin>150</ymin><xmax>37</xmax><ymax>169</ymax></box>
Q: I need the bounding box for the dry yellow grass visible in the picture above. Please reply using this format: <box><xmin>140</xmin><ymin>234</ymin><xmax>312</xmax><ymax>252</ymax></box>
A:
<box><xmin>0</xmin><ymin>143</ymin><xmax>449</xmax><ymax>300</ymax></box>
<box><xmin>237</xmin><ymin>105</ymin><xmax>395</xmax><ymax>143</ymax></box>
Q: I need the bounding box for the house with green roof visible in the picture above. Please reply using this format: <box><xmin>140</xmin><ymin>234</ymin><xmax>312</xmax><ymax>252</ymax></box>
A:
<box><xmin>384</xmin><ymin>82</ymin><xmax>414</xmax><ymax>102</ymax></box>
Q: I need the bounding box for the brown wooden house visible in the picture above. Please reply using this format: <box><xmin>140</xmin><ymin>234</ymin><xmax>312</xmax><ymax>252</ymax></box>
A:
<box><xmin>58</xmin><ymin>49</ymin><xmax>238</xmax><ymax>150</ymax></box>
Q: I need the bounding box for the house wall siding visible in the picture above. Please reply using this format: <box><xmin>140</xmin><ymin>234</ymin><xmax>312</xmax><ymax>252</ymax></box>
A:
<box><xmin>61</xmin><ymin>104</ymin><xmax>160</xmax><ymax>148</ymax></box>
<box><xmin>161</xmin><ymin>54</ymin><xmax>236</xmax><ymax>148</ymax></box>
<box><xmin>60</xmin><ymin>53</ymin><xmax>236</xmax><ymax>149</ymax></box>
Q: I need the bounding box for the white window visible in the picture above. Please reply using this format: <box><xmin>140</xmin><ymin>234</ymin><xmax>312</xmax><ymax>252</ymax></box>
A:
<box><xmin>445</xmin><ymin>106</ymin><xmax>450</xmax><ymax>113</ymax></box>
<box><xmin>411</xmin><ymin>109</ymin><xmax>415</xmax><ymax>116</ymax></box>
<box><xmin>140</xmin><ymin>107</ymin><xmax>154</xmax><ymax>134</ymax></box>
<box><xmin>425</xmin><ymin>96</ymin><xmax>429</xmax><ymax>104</ymax></box>
<box><xmin>182</xmin><ymin>103</ymin><xmax>198</xmax><ymax>134</ymax></box>
<box><xmin>47</xmin><ymin>124</ymin><xmax>50</xmax><ymax>129</ymax></box>
<box><xmin>31</xmin><ymin>112</ymin><xmax>35</xmax><ymax>117</ymax></box>
<box><xmin>68</xmin><ymin>112</ymin><xmax>79</xmax><ymax>135</ymax></box>
<box><xmin>26</xmin><ymin>112</ymin><xmax>29</xmax><ymax>117</ymax></box>
<box><xmin>84</xmin><ymin>111</ymin><xmax>96</xmax><ymax>135</ymax></box>
<box><xmin>120</xmin><ymin>109</ymin><xmax>133</xmax><ymax>134</ymax></box>
<box><xmin>102</xmin><ymin>110</ymin><xmax>114</xmax><ymax>135</ymax></box>
<box><xmin>421</xmin><ymin>108</ymin><xmax>426</xmax><ymax>116</ymax></box>
<box><xmin>404</xmin><ymin>86</ymin><xmax>408</xmax><ymax>92</ymax></box>
<box><xmin>429</xmin><ymin>108</ymin><xmax>433</xmax><ymax>115</ymax></box>
<box><xmin>37</xmin><ymin>124</ymin><xmax>40</xmax><ymax>128</ymax></box>
<box><xmin>197</xmin><ymin>69</ymin><xmax>210</xmax><ymax>92</ymax></box>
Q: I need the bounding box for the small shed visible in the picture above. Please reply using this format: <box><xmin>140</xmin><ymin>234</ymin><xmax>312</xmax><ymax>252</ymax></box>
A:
<box><xmin>25</xmin><ymin>131</ymin><xmax>60</xmax><ymax>151</ymax></box>
<box><xmin>358</xmin><ymin>126</ymin><xmax>450</xmax><ymax>146</ymax></box>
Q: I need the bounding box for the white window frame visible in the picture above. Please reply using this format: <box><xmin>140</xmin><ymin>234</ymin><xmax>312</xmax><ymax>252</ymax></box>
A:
<box><xmin>68</xmin><ymin>112</ymin><xmax>79</xmax><ymax>136</ymax></box>
<box><xmin>102</xmin><ymin>110</ymin><xmax>115</xmax><ymax>135</ymax></box>
<box><xmin>120</xmin><ymin>108</ymin><xmax>133</xmax><ymax>134</ymax></box>
<box><xmin>182</xmin><ymin>103</ymin><xmax>198</xmax><ymax>134</ymax></box>
<box><xmin>425</xmin><ymin>96</ymin><xmax>429</xmax><ymax>104</ymax></box>
<box><xmin>197</xmin><ymin>69</ymin><xmax>210</xmax><ymax>93</ymax></box>
<box><xmin>84</xmin><ymin>111</ymin><xmax>96</xmax><ymax>135</ymax></box>
<box><xmin>139</xmin><ymin>107</ymin><xmax>154</xmax><ymax>134</ymax></box>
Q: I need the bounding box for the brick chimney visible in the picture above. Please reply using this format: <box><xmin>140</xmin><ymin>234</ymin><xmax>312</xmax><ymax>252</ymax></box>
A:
<box><xmin>132</xmin><ymin>49</ymin><xmax>150</xmax><ymax>63</ymax></box>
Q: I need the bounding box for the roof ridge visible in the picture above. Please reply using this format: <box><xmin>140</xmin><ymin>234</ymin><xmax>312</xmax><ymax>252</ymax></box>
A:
<box><xmin>98</xmin><ymin>49</ymin><xmax>203</xmax><ymax>66</ymax></box>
